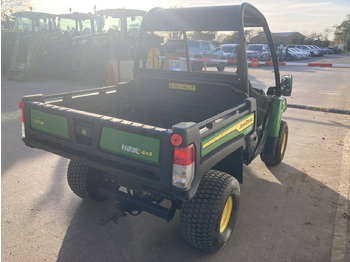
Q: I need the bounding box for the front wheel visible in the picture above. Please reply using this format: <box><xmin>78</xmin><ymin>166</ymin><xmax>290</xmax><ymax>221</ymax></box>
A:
<box><xmin>192</xmin><ymin>61</ymin><xmax>203</xmax><ymax>72</ymax></box>
<box><xmin>179</xmin><ymin>170</ymin><xmax>240</xmax><ymax>252</ymax></box>
<box><xmin>217</xmin><ymin>63</ymin><xmax>225</xmax><ymax>72</ymax></box>
<box><xmin>261</xmin><ymin>120</ymin><xmax>288</xmax><ymax>166</ymax></box>
<box><xmin>67</xmin><ymin>160</ymin><xmax>107</xmax><ymax>201</ymax></box>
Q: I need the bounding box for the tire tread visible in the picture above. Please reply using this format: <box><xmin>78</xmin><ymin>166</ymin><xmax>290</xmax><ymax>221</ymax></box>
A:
<box><xmin>180</xmin><ymin>170</ymin><xmax>239</xmax><ymax>251</ymax></box>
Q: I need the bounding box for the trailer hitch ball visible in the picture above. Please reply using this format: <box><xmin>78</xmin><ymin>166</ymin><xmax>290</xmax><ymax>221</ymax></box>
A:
<box><xmin>100</xmin><ymin>209</ymin><xmax>127</xmax><ymax>226</ymax></box>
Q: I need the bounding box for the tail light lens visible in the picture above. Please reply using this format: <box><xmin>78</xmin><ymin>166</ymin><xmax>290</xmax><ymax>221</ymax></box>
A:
<box><xmin>172</xmin><ymin>144</ymin><xmax>195</xmax><ymax>189</ymax></box>
<box><xmin>19</xmin><ymin>101</ymin><xmax>25</xmax><ymax>138</ymax></box>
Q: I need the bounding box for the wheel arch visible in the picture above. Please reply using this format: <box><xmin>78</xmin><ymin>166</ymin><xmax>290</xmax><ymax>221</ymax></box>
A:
<box><xmin>213</xmin><ymin>149</ymin><xmax>243</xmax><ymax>183</ymax></box>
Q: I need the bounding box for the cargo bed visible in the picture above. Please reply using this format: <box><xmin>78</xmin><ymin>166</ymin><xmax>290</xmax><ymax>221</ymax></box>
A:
<box><xmin>47</xmin><ymin>72</ymin><xmax>249</xmax><ymax>129</ymax></box>
<box><xmin>21</xmin><ymin>72</ymin><xmax>256</xmax><ymax>199</ymax></box>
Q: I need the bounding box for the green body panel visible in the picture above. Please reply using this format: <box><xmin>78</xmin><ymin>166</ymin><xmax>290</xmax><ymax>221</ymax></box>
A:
<box><xmin>267</xmin><ymin>97</ymin><xmax>287</xmax><ymax>137</ymax></box>
<box><xmin>100</xmin><ymin>127</ymin><xmax>161</xmax><ymax>165</ymax></box>
<box><xmin>30</xmin><ymin>109</ymin><xmax>69</xmax><ymax>139</ymax></box>
<box><xmin>201</xmin><ymin>113</ymin><xmax>255</xmax><ymax>157</ymax></box>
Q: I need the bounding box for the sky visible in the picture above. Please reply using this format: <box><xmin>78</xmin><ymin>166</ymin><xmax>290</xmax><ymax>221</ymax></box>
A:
<box><xmin>29</xmin><ymin>0</ymin><xmax>350</xmax><ymax>34</ymax></box>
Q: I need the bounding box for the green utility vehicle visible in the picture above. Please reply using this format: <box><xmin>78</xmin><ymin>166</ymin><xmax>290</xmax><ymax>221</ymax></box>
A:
<box><xmin>20</xmin><ymin>3</ymin><xmax>292</xmax><ymax>251</ymax></box>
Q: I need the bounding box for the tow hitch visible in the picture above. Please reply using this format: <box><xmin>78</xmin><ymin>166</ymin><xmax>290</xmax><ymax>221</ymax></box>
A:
<box><xmin>99</xmin><ymin>201</ymin><xmax>146</xmax><ymax>226</ymax></box>
<box><xmin>98</xmin><ymin>186</ymin><xmax>180</xmax><ymax>224</ymax></box>
<box><xmin>100</xmin><ymin>204</ymin><xmax>127</xmax><ymax>225</ymax></box>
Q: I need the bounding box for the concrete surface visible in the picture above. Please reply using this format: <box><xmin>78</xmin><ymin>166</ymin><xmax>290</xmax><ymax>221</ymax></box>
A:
<box><xmin>2</xmin><ymin>55</ymin><xmax>350</xmax><ymax>262</ymax></box>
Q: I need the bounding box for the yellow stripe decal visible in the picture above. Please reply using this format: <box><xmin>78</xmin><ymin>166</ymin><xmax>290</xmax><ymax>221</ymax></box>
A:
<box><xmin>169</xmin><ymin>83</ymin><xmax>196</xmax><ymax>91</ymax></box>
<box><xmin>203</xmin><ymin>114</ymin><xmax>254</xmax><ymax>149</ymax></box>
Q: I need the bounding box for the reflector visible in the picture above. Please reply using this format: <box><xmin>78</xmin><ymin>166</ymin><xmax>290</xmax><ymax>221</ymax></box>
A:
<box><xmin>18</xmin><ymin>101</ymin><xmax>24</xmax><ymax>122</ymax></box>
<box><xmin>171</xmin><ymin>134</ymin><xmax>183</xmax><ymax>146</ymax></box>
<box><xmin>18</xmin><ymin>101</ymin><xmax>24</xmax><ymax>109</ymax></box>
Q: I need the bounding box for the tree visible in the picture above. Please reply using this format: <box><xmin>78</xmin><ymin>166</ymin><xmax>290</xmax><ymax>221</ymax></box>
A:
<box><xmin>165</xmin><ymin>31</ymin><xmax>183</xmax><ymax>40</ymax></box>
<box><xmin>305</xmin><ymin>31</ymin><xmax>322</xmax><ymax>46</ymax></box>
<box><xmin>334</xmin><ymin>14</ymin><xmax>350</xmax><ymax>52</ymax></box>
<box><xmin>244</xmin><ymin>29</ymin><xmax>258</xmax><ymax>43</ymax></box>
<box><xmin>323</xmin><ymin>28</ymin><xmax>332</xmax><ymax>42</ymax></box>
<box><xmin>1</xmin><ymin>0</ymin><xmax>32</xmax><ymax>19</ymax></box>
<box><xmin>216</xmin><ymin>32</ymin><xmax>237</xmax><ymax>44</ymax></box>
<box><xmin>188</xmin><ymin>31</ymin><xmax>217</xmax><ymax>41</ymax></box>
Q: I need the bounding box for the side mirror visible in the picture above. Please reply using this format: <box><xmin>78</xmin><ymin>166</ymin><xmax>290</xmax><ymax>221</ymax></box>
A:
<box><xmin>281</xmin><ymin>75</ymin><xmax>293</xmax><ymax>96</ymax></box>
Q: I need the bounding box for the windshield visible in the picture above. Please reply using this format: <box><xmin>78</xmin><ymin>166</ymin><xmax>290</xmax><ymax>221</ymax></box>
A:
<box><xmin>16</xmin><ymin>17</ymin><xmax>32</xmax><ymax>31</ymax></box>
<box><xmin>102</xmin><ymin>16</ymin><xmax>121</xmax><ymax>33</ymax></box>
<box><xmin>58</xmin><ymin>18</ymin><xmax>76</xmax><ymax>32</ymax></box>
<box><xmin>58</xmin><ymin>18</ymin><xmax>94</xmax><ymax>34</ymax></box>
<box><xmin>16</xmin><ymin>16</ymin><xmax>55</xmax><ymax>32</ymax></box>
<box><xmin>188</xmin><ymin>40</ymin><xmax>200</xmax><ymax>48</ymax></box>
<box><xmin>164</xmin><ymin>40</ymin><xmax>184</xmax><ymax>50</ymax></box>
<box><xmin>247</xmin><ymin>45</ymin><xmax>262</xmax><ymax>51</ymax></box>
<box><xmin>99</xmin><ymin>15</ymin><xmax>143</xmax><ymax>36</ymax></box>
<box><xmin>80</xmin><ymin>19</ymin><xmax>93</xmax><ymax>33</ymax></box>
<box><xmin>127</xmin><ymin>15</ymin><xmax>143</xmax><ymax>35</ymax></box>
<box><xmin>221</xmin><ymin>46</ymin><xmax>235</xmax><ymax>52</ymax></box>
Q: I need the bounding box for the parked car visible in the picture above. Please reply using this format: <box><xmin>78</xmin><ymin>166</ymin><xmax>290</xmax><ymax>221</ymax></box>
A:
<box><xmin>286</xmin><ymin>47</ymin><xmax>310</xmax><ymax>60</ymax></box>
<box><xmin>323</xmin><ymin>47</ymin><xmax>334</xmax><ymax>54</ymax></box>
<box><xmin>189</xmin><ymin>39</ymin><xmax>227</xmax><ymax>71</ymax></box>
<box><xmin>308</xmin><ymin>45</ymin><xmax>324</xmax><ymax>56</ymax></box>
<box><xmin>287</xmin><ymin>45</ymin><xmax>321</xmax><ymax>56</ymax></box>
<box><xmin>329</xmin><ymin>47</ymin><xmax>343</xmax><ymax>54</ymax></box>
<box><xmin>220</xmin><ymin>44</ymin><xmax>237</xmax><ymax>62</ymax></box>
<box><xmin>163</xmin><ymin>39</ymin><xmax>185</xmax><ymax>54</ymax></box>
<box><xmin>246</xmin><ymin>44</ymin><xmax>271</xmax><ymax>61</ymax></box>
<box><xmin>164</xmin><ymin>39</ymin><xmax>227</xmax><ymax>71</ymax></box>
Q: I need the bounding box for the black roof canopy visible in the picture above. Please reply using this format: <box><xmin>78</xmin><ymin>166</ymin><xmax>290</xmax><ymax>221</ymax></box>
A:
<box><xmin>96</xmin><ymin>9</ymin><xmax>146</xmax><ymax>18</ymax></box>
<box><xmin>58</xmin><ymin>12</ymin><xmax>94</xmax><ymax>21</ymax></box>
<box><xmin>12</xmin><ymin>11</ymin><xmax>56</xmax><ymax>20</ymax></box>
<box><xmin>140</xmin><ymin>3</ymin><xmax>268</xmax><ymax>32</ymax></box>
<box><xmin>136</xmin><ymin>3</ymin><xmax>281</xmax><ymax>96</ymax></box>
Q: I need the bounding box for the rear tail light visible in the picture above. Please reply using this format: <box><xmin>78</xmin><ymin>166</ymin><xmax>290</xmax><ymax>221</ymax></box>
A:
<box><xmin>19</xmin><ymin>101</ymin><xmax>25</xmax><ymax>138</ymax></box>
<box><xmin>19</xmin><ymin>101</ymin><xmax>24</xmax><ymax>121</ymax></box>
<box><xmin>172</xmin><ymin>144</ymin><xmax>195</xmax><ymax>189</ymax></box>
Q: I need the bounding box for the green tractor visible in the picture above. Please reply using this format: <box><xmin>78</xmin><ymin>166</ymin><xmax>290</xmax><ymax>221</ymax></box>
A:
<box><xmin>54</xmin><ymin>9</ymin><xmax>146</xmax><ymax>84</ymax></box>
<box><xmin>55</xmin><ymin>12</ymin><xmax>97</xmax><ymax>79</ymax></box>
<box><xmin>1</xmin><ymin>14</ymin><xmax>15</xmax><ymax>74</ymax></box>
<box><xmin>86</xmin><ymin>8</ymin><xmax>146</xmax><ymax>84</ymax></box>
<box><xmin>2</xmin><ymin>11</ymin><xmax>58</xmax><ymax>80</ymax></box>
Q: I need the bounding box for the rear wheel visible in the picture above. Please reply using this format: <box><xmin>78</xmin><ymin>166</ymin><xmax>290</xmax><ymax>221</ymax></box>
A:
<box><xmin>261</xmin><ymin>120</ymin><xmax>288</xmax><ymax>166</ymax></box>
<box><xmin>67</xmin><ymin>160</ymin><xmax>107</xmax><ymax>201</ymax></box>
<box><xmin>180</xmin><ymin>170</ymin><xmax>240</xmax><ymax>252</ymax></box>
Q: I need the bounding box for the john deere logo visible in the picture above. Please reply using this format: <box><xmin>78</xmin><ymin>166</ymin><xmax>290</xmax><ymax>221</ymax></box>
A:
<box><xmin>81</xmin><ymin>128</ymin><xmax>87</xmax><ymax>136</ymax></box>
<box><xmin>33</xmin><ymin>117</ymin><xmax>44</xmax><ymax>125</ymax></box>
